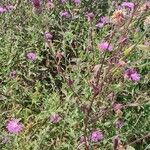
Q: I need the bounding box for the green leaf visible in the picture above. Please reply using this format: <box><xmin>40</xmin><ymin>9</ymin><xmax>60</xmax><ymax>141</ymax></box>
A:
<box><xmin>124</xmin><ymin>45</ymin><xmax>134</xmax><ymax>56</ymax></box>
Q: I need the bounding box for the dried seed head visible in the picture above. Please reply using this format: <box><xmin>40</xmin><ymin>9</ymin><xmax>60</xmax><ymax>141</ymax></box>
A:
<box><xmin>112</xmin><ymin>9</ymin><xmax>126</xmax><ymax>25</ymax></box>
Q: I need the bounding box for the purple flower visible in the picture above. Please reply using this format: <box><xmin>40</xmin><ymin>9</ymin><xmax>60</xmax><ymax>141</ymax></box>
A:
<box><xmin>130</xmin><ymin>73</ymin><xmax>140</xmax><ymax>82</ymax></box>
<box><xmin>32</xmin><ymin>0</ymin><xmax>41</xmax><ymax>9</ymax></box>
<box><xmin>45</xmin><ymin>31</ymin><xmax>53</xmax><ymax>41</ymax></box>
<box><xmin>27</xmin><ymin>52</ymin><xmax>37</xmax><ymax>61</ymax></box>
<box><xmin>50</xmin><ymin>114</ymin><xmax>62</xmax><ymax>123</ymax></box>
<box><xmin>0</xmin><ymin>5</ymin><xmax>15</xmax><ymax>13</ymax></box>
<box><xmin>85</xmin><ymin>12</ymin><xmax>94</xmax><ymax>22</ymax></box>
<box><xmin>96</xmin><ymin>22</ymin><xmax>104</xmax><ymax>28</ymax></box>
<box><xmin>100</xmin><ymin>16</ymin><xmax>109</xmax><ymax>23</ymax></box>
<box><xmin>115</xmin><ymin>119</ymin><xmax>124</xmax><ymax>129</ymax></box>
<box><xmin>6</xmin><ymin>118</ymin><xmax>24</xmax><ymax>134</ymax></box>
<box><xmin>113</xmin><ymin>103</ymin><xmax>123</xmax><ymax>112</ymax></box>
<box><xmin>46</xmin><ymin>0</ymin><xmax>55</xmax><ymax>9</ymax></box>
<box><xmin>10</xmin><ymin>70</ymin><xmax>17</xmax><ymax>79</ymax></box>
<box><xmin>0</xmin><ymin>7</ymin><xmax>7</xmax><ymax>13</ymax></box>
<box><xmin>90</xmin><ymin>130</ymin><xmax>104</xmax><ymax>142</ymax></box>
<box><xmin>96</xmin><ymin>16</ymin><xmax>109</xmax><ymax>28</ymax></box>
<box><xmin>100</xmin><ymin>16</ymin><xmax>109</xmax><ymax>24</ymax></box>
<box><xmin>74</xmin><ymin>0</ymin><xmax>81</xmax><ymax>4</ymax></box>
<box><xmin>121</xmin><ymin>2</ymin><xmax>134</xmax><ymax>10</ymax></box>
<box><xmin>98</xmin><ymin>42</ymin><xmax>113</xmax><ymax>51</ymax></box>
<box><xmin>125</xmin><ymin>69</ymin><xmax>140</xmax><ymax>82</ymax></box>
<box><xmin>60</xmin><ymin>11</ymin><xmax>70</xmax><ymax>18</ymax></box>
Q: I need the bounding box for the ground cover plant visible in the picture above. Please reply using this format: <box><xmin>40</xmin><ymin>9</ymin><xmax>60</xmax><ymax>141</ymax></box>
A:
<box><xmin>0</xmin><ymin>0</ymin><xmax>150</xmax><ymax>150</ymax></box>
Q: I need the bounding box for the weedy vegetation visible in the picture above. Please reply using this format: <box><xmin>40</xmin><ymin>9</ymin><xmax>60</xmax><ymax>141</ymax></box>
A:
<box><xmin>0</xmin><ymin>0</ymin><xmax>150</xmax><ymax>150</ymax></box>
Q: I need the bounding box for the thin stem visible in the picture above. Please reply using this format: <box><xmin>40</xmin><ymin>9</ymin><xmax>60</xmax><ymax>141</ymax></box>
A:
<box><xmin>83</xmin><ymin>28</ymin><xmax>117</xmax><ymax>149</ymax></box>
<box><xmin>60</xmin><ymin>71</ymin><xmax>82</xmax><ymax>105</ymax></box>
<box><xmin>127</xmin><ymin>133</ymin><xmax>150</xmax><ymax>146</ymax></box>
